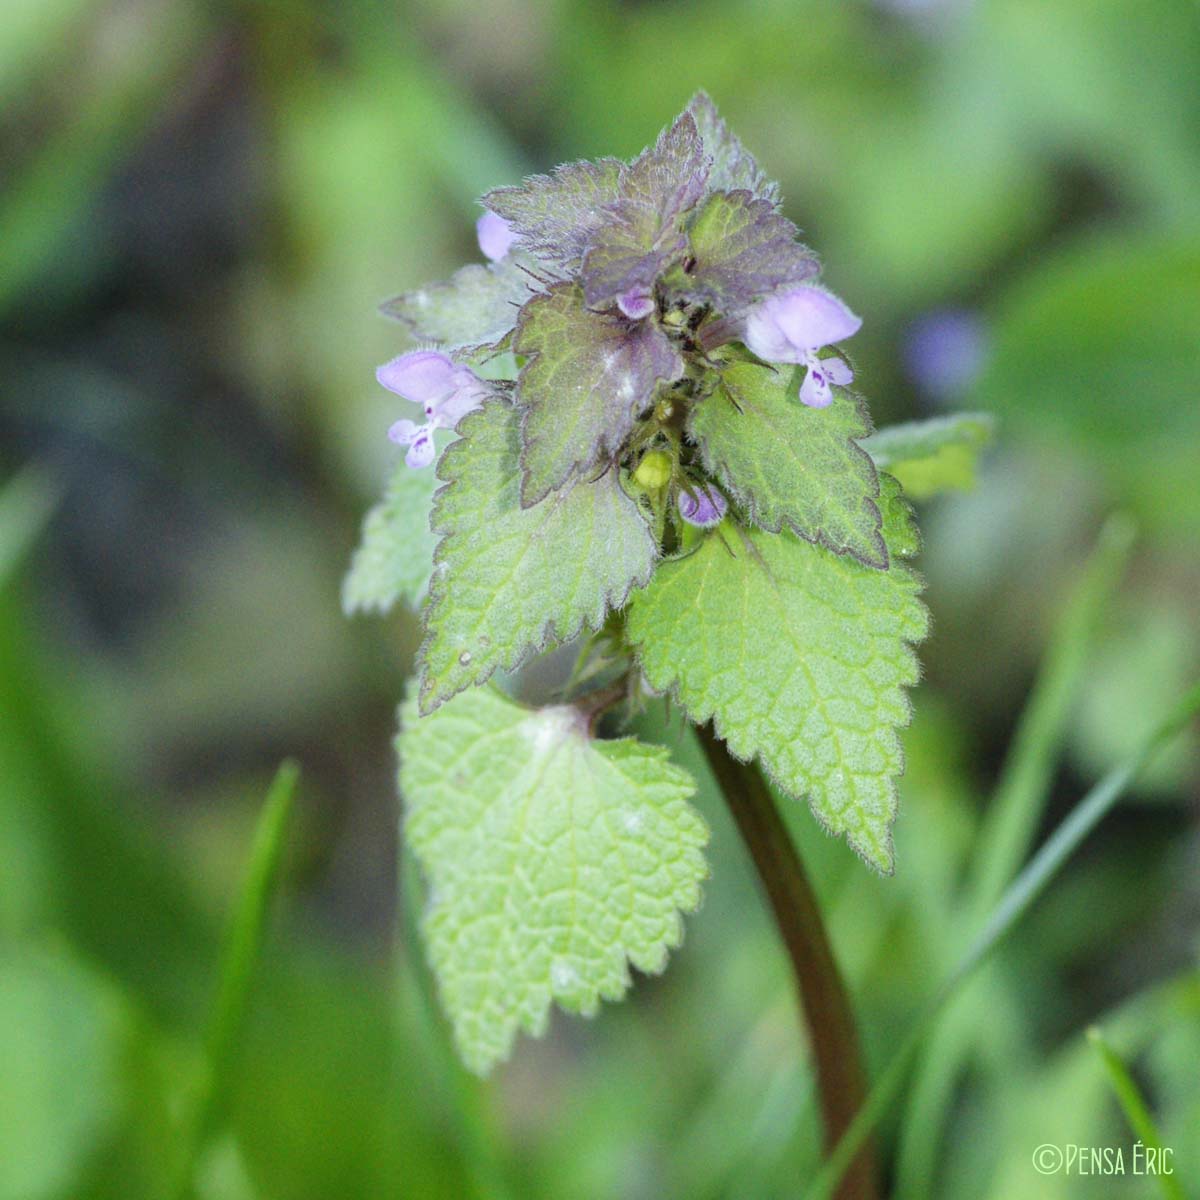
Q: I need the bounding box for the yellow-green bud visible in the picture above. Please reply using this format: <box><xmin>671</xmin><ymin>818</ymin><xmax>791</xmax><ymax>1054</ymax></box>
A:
<box><xmin>633</xmin><ymin>451</ymin><xmax>672</xmax><ymax>489</ymax></box>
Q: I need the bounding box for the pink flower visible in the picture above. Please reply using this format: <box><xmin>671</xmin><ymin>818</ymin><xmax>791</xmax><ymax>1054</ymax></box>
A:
<box><xmin>476</xmin><ymin>211</ymin><xmax>517</xmax><ymax>262</ymax></box>
<box><xmin>744</xmin><ymin>286</ymin><xmax>861</xmax><ymax>408</ymax></box>
<box><xmin>378</xmin><ymin>351</ymin><xmax>489</xmax><ymax>468</ymax></box>
<box><xmin>678</xmin><ymin>484</ymin><xmax>727</xmax><ymax>528</ymax></box>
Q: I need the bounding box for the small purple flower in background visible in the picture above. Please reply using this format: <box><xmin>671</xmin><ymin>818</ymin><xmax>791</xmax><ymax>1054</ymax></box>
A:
<box><xmin>678</xmin><ymin>484</ymin><xmax>727</xmax><ymax>528</ymax></box>
<box><xmin>476</xmin><ymin>211</ymin><xmax>517</xmax><ymax>262</ymax></box>
<box><xmin>904</xmin><ymin>308</ymin><xmax>987</xmax><ymax>400</ymax></box>
<box><xmin>744</xmin><ymin>286</ymin><xmax>861</xmax><ymax>408</ymax></box>
<box><xmin>617</xmin><ymin>287</ymin><xmax>655</xmax><ymax>320</ymax></box>
<box><xmin>379</xmin><ymin>350</ymin><xmax>490</xmax><ymax>468</ymax></box>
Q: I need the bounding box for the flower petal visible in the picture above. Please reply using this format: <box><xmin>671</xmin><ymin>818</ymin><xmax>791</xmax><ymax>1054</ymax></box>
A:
<box><xmin>775</xmin><ymin>287</ymin><xmax>862</xmax><ymax>349</ymax></box>
<box><xmin>823</xmin><ymin>355</ymin><xmax>853</xmax><ymax>385</ymax></box>
<box><xmin>745</xmin><ymin>286</ymin><xmax>862</xmax><ymax>362</ymax></box>
<box><xmin>678</xmin><ymin>484</ymin><xmax>728</xmax><ymax>528</ymax></box>
<box><xmin>432</xmin><ymin>370</ymin><xmax>490</xmax><ymax>427</ymax></box>
<box><xmin>476</xmin><ymin>211</ymin><xmax>517</xmax><ymax>262</ymax></box>
<box><xmin>744</xmin><ymin>301</ymin><xmax>804</xmax><ymax>363</ymax></box>
<box><xmin>388</xmin><ymin>418</ymin><xmax>422</xmax><ymax>445</ymax></box>
<box><xmin>799</xmin><ymin>362</ymin><xmax>834</xmax><ymax>408</ymax></box>
<box><xmin>617</xmin><ymin>288</ymin><xmax>655</xmax><ymax>320</ymax></box>
<box><xmin>404</xmin><ymin>429</ymin><xmax>437</xmax><ymax>469</ymax></box>
<box><xmin>376</xmin><ymin>350</ymin><xmax>458</xmax><ymax>403</ymax></box>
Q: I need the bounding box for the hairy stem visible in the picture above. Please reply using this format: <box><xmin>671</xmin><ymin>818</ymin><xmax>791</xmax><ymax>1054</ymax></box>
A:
<box><xmin>697</xmin><ymin>724</ymin><xmax>878</xmax><ymax>1200</ymax></box>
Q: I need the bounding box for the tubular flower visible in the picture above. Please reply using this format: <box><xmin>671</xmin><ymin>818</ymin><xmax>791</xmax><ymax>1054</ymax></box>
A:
<box><xmin>379</xmin><ymin>350</ymin><xmax>489</xmax><ymax>468</ymax></box>
<box><xmin>743</xmin><ymin>286</ymin><xmax>861</xmax><ymax>408</ymax></box>
<box><xmin>678</xmin><ymin>484</ymin><xmax>727</xmax><ymax>528</ymax></box>
<box><xmin>476</xmin><ymin>211</ymin><xmax>517</xmax><ymax>262</ymax></box>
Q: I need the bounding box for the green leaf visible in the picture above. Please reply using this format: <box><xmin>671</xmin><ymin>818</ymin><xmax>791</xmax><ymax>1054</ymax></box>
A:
<box><xmin>418</xmin><ymin>400</ymin><xmax>657</xmax><ymax>713</ymax></box>
<box><xmin>690</xmin><ymin>360</ymin><xmax>887</xmax><ymax>569</ymax></box>
<box><xmin>484</xmin><ymin>157</ymin><xmax>624</xmax><ymax>271</ymax></box>
<box><xmin>877</xmin><ymin>473</ymin><xmax>921</xmax><ymax>560</ymax></box>
<box><xmin>343</xmin><ymin>451</ymin><xmax>443</xmax><ymax>615</ymax></box>
<box><xmin>513</xmin><ymin>282</ymin><xmax>681</xmax><ymax>504</ymax></box>
<box><xmin>685</xmin><ymin>91</ymin><xmax>781</xmax><ymax>205</ymax></box>
<box><xmin>668</xmin><ymin>188</ymin><xmax>817</xmax><ymax>310</ymax></box>
<box><xmin>381</xmin><ymin>260</ymin><xmax>530</xmax><ymax>356</ymax></box>
<box><xmin>399</xmin><ymin>687</ymin><xmax>708</xmax><ymax>1075</ymax></box>
<box><xmin>863</xmin><ymin>413</ymin><xmax>995</xmax><ymax>500</ymax></box>
<box><xmin>627</xmin><ymin>515</ymin><xmax>928</xmax><ymax>872</ymax></box>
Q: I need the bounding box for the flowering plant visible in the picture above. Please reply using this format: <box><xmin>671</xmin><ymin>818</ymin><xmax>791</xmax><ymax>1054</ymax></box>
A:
<box><xmin>346</xmin><ymin>94</ymin><xmax>989</xmax><ymax>1077</ymax></box>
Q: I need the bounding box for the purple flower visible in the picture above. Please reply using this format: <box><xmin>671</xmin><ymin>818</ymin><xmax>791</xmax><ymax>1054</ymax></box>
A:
<box><xmin>617</xmin><ymin>287</ymin><xmax>655</xmax><ymax>321</ymax></box>
<box><xmin>678</xmin><ymin>484</ymin><xmax>727</xmax><ymax>528</ymax></box>
<box><xmin>476</xmin><ymin>211</ymin><xmax>517</xmax><ymax>262</ymax></box>
<box><xmin>378</xmin><ymin>350</ymin><xmax>489</xmax><ymax>468</ymax></box>
<box><xmin>743</xmin><ymin>286</ymin><xmax>861</xmax><ymax>408</ymax></box>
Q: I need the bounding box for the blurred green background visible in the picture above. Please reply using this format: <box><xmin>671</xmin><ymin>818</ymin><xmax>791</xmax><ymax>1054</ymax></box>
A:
<box><xmin>1</xmin><ymin>0</ymin><xmax>1198</xmax><ymax>1197</ymax></box>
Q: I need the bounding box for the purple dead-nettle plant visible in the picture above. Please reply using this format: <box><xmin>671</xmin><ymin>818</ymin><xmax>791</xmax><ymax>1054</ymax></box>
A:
<box><xmin>345</xmin><ymin>93</ymin><xmax>988</xmax><ymax>1086</ymax></box>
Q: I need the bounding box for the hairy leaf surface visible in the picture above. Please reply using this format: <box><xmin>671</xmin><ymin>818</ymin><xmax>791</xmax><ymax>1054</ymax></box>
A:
<box><xmin>484</xmin><ymin>158</ymin><xmax>624</xmax><ymax>271</ymax></box>
<box><xmin>626</xmin><ymin>513</ymin><xmax>928</xmax><ymax>872</ymax></box>
<box><xmin>690</xmin><ymin>361</ymin><xmax>886</xmax><ymax>568</ymax></box>
<box><xmin>669</xmin><ymin>189</ymin><xmax>817</xmax><ymax>310</ymax></box>
<box><xmin>400</xmin><ymin>687</ymin><xmax>708</xmax><ymax>1074</ymax></box>
<box><xmin>863</xmin><ymin>412</ymin><xmax>995</xmax><ymax>499</ymax></box>
<box><xmin>381</xmin><ymin>260</ymin><xmax>531</xmax><ymax>355</ymax></box>
<box><xmin>580</xmin><ymin>112</ymin><xmax>708</xmax><ymax>309</ymax></box>
<box><xmin>685</xmin><ymin>91</ymin><xmax>781</xmax><ymax>205</ymax></box>
<box><xmin>514</xmin><ymin>282</ymin><xmax>681</xmax><ymax>504</ymax></box>
<box><xmin>418</xmin><ymin>400</ymin><xmax>657</xmax><ymax>712</ymax></box>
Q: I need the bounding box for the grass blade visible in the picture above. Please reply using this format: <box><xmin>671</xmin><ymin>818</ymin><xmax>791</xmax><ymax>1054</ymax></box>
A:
<box><xmin>895</xmin><ymin>514</ymin><xmax>1135</xmax><ymax>1195</ymax></box>
<box><xmin>174</xmin><ymin>760</ymin><xmax>300</xmax><ymax>1199</ymax></box>
<box><xmin>968</xmin><ymin>514</ymin><xmax>1136</xmax><ymax>914</ymax></box>
<box><xmin>807</xmin><ymin>681</ymin><xmax>1200</xmax><ymax>1200</ymax></box>
<box><xmin>0</xmin><ymin>466</ymin><xmax>60</xmax><ymax>590</ymax></box>
<box><xmin>1086</xmin><ymin>1027</ymin><xmax>1185</xmax><ymax>1200</ymax></box>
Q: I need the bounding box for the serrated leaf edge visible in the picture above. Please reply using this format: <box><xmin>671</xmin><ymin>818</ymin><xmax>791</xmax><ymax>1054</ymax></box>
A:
<box><xmin>399</xmin><ymin>691</ymin><xmax>711</xmax><ymax>1072</ymax></box>
<box><xmin>691</xmin><ymin>380</ymin><xmax>889</xmax><ymax>571</ymax></box>
<box><xmin>416</xmin><ymin>405</ymin><xmax>659</xmax><ymax>715</ymax></box>
<box><xmin>629</xmin><ymin>524</ymin><xmax>928</xmax><ymax>873</ymax></box>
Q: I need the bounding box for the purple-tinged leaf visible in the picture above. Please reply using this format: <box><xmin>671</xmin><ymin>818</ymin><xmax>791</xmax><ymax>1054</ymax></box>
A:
<box><xmin>513</xmin><ymin>282</ymin><xmax>682</xmax><ymax>506</ymax></box>
<box><xmin>666</xmin><ymin>189</ymin><xmax>819</xmax><ymax>313</ymax></box>
<box><xmin>685</xmin><ymin>91</ymin><xmax>781</xmax><ymax>206</ymax></box>
<box><xmin>483</xmin><ymin>157</ymin><xmax>624</xmax><ymax>271</ymax></box>
<box><xmin>580</xmin><ymin>112</ymin><xmax>709</xmax><ymax>310</ymax></box>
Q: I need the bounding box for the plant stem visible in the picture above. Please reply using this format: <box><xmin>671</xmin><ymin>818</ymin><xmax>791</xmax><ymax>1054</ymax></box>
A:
<box><xmin>697</xmin><ymin>723</ymin><xmax>878</xmax><ymax>1200</ymax></box>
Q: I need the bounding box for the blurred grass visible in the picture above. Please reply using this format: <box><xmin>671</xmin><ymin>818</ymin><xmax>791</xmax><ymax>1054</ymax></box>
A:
<box><xmin>1087</xmin><ymin>1026</ymin><xmax>1185</xmax><ymax>1200</ymax></box>
<box><xmin>1</xmin><ymin>0</ymin><xmax>1198</xmax><ymax>1197</ymax></box>
<box><xmin>174</xmin><ymin>760</ymin><xmax>299</xmax><ymax>1199</ymax></box>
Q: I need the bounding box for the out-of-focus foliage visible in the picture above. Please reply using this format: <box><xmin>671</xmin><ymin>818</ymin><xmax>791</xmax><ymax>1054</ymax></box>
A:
<box><xmin>0</xmin><ymin>0</ymin><xmax>1196</xmax><ymax>1197</ymax></box>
